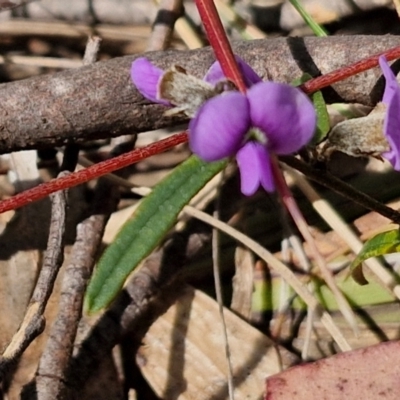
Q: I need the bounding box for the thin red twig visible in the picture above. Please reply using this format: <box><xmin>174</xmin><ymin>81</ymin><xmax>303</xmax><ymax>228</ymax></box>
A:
<box><xmin>1</xmin><ymin>44</ymin><xmax>400</xmax><ymax>214</ymax></box>
<box><xmin>195</xmin><ymin>0</ymin><xmax>247</xmax><ymax>92</ymax></box>
<box><xmin>301</xmin><ymin>45</ymin><xmax>400</xmax><ymax>94</ymax></box>
<box><xmin>0</xmin><ymin>132</ymin><xmax>188</xmax><ymax>214</ymax></box>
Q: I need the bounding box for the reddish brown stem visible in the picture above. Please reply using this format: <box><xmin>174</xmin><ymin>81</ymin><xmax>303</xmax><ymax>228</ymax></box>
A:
<box><xmin>2</xmin><ymin>43</ymin><xmax>400</xmax><ymax>214</ymax></box>
<box><xmin>0</xmin><ymin>132</ymin><xmax>188</xmax><ymax>214</ymax></box>
<box><xmin>270</xmin><ymin>156</ymin><xmax>357</xmax><ymax>334</ymax></box>
<box><xmin>301</xmin><ymin>45</ymin><xmax>400</xmax><ymax>94</ymax></box>
<box><xmin>195</xmin><ymin>0</ymin><xmax>246</xmax><ymax>92</ymax></box>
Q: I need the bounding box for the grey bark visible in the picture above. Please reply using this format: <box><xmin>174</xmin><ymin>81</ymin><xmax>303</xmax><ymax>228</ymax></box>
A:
<box><xmin>0</xmin><ymin>35</ymin><xmax>398</xmax><ymax>154</ymax></box>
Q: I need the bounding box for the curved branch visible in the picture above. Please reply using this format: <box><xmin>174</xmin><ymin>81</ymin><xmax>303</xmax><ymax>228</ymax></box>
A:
<box><xmin>0</xmin><ymin>35</ymin><xmax>398</xmax><ymax>154</ymax></box>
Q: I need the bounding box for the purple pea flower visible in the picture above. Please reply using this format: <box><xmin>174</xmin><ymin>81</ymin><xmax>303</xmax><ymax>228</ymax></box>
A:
<box><xmin>379</xmin><ymin>55</ymin><xmax>400</xmax><ymax>170</ymax></box>
<box><xmin>131</xmin><ymin>57</ymin><xmax>171</xmax><ymax>105</ymax></box>
<box><xmin>189</xmin><ymin>79</ymin><xmax>316</xmax><ymax>195</ymax></box>
<box><xmin>130</xmin><ymin>56</ymin><xmax>260</xmax><ymax>112</ymax></box>
<box><xmin>131</xmin><ymin>56</ymin><xmax>316</xmax><ymax>195</ymax></box>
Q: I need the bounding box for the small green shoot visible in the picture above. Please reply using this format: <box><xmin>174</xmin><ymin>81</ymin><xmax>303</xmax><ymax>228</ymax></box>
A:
<box><xmin>350</xmin><ymin>228</ymin><xmax>400</xmax><ymax>284</ymax></box>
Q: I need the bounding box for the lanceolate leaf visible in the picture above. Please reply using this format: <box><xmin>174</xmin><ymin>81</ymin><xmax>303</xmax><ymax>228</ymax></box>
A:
<box><xmin>293</xmin><ymin>73</ymin><xmax>330</xmax><ymax>144</ymax></box>
<box><xmin>311</xmin><ymin>88</ymin><xmax>330</xmax><ymax>144</ymax></box>
<box><xmin>85</xmin><ymin>156</ymin><xmax>227</xmax><ymax>313</ymax></box>
<box><xmin>351</xmin><ymin>228</ymin><xmax>400</xmax><ymax>284</ymax></box>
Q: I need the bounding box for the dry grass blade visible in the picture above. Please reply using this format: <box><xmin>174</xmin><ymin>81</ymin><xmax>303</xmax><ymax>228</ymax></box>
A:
<box><xmin>394</xmin><ymin>0</ymin><xmax>400</xmax><ymax>18</ymax></box>
<box><xmin>275</xmin><ymin>164</ymin><xmax>359</xmax><ymax>335</ymax></box>
<box><xmin>215</xmin><ymin>0</ymin><xmax>267</xmax><ymax>39</ymax></box>
<box><xmin>0</xmin><ymin>20</ymin><xmax>151</xmax><ymax>42</ymax></box>
<box><xmin>286</xmin><ymin>166</ymin><xmax>400</xmax><ymax>299</ymax></box>
<box><xmin>94</xmin><ymin>164</ymin><xmax>351</xmax><ymax>351</ymax></box>
<box><xmin>147</xmin><ymin>0</ymin><xmax>184</xmax><ymax>51</ymax></box>
<box><xmin>183</xmin><ymin>206</ymin><xmax>352</xmax><ymax>352</ymax></box>
<box><xmin>0</xmin><ymin>55</ymin><xmax>82</xmax><ymax>69</ymax></box>
<box><xmin>231</xmin><ymin>247</ymin><xmax>254</xmax><ymax>320</ymax></box>
<box><xmin>212</xmin><ymin>208</ymin><xmax>235</xmax><ymax>400</ymax></box>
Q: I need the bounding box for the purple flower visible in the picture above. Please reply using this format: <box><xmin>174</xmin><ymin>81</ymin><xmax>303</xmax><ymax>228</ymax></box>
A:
<box><xmin>189</xmin><ymin>80</ymin><xmax>316</xmax><ymax>195</ymax></box>
<box><xmin>131</xmin><ymin>56</ymin><xmax>316</xmax><ymax>195</ymax></box>
<box><xmin>130</xmin><ymin>56</ymin><xmax>260</xmax><ymax>109</ymax></box>
<box><xmin>379</xmin><ymin>56</ymin><xmax>400</xmax><ymax>170</ymax></box>
<box><xmin>131</xmin><ymin>57</ymin><xmax>170</xmax><ymax>105</ymax></box>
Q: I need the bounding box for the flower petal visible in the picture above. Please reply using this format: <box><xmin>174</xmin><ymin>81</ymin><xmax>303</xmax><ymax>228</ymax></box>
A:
<box><xmin>130</xmin><ymin>57</ymin><xmax>169</xmax><ymax>105</ymax></box>
<box><xmin>379</xmin><ymin>56</ymin><xmax>400</xmax><ymax>170</ymax></box>
<box><xmin>237</xmin><ymin>142</ymin><xmax>274</xmax><ymax>195</ymax></box>
<box><xmin>204</xmin><ymin>55</ymin><xmax>262</xmax><ymax>88</ymax></box>
<box><xmin>379</xmin><ymin>56</ymin><xmax>399</xmax><ymax>105</ymax></box>
<box><xmin>247</xmin><ymin>82</ymin><xmax>316</xmax><ymax>154</ymax></box>
<box><xmin>189</xmin><ymin>92</ymin><xmax>250</xmax><ymax>161</ymax></box>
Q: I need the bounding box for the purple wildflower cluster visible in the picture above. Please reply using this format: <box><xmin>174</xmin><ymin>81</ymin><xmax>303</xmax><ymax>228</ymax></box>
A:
<box><xmin>131</xmin><ymin>55</ymin><xmax>400</xmax><ymax>195</ymax></box>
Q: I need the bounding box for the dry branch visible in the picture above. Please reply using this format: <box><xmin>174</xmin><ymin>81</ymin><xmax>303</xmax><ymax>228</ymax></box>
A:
<box><xmin>0</xmin><ymin>35</ymin><xmax>398</xmax><ymax>154</ymax></box>
<box><xmin>0</xmin><ymin>184</ymin><xmax>67</xmax><ymax>382</ymax></box>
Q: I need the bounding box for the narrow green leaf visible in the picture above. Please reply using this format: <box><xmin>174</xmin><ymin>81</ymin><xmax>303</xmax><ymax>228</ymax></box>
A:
<box><xmin>311</xmin><ymin>89</ymin><xmax>330</xmax><ymax>144</ymax></box>
<box><xmin>288</xmin><ymin>0</ymin><xmax>328</xmax><ymax>37</ymax></box>
<box><xmin>293</xmin><ymin>73</ymin><xmax>330</xmax><ymax>144</ymax></box>
<box><xmin>350</xmin><ymin>228</ymin><xmax>400</xmax><ymax>284</ymax></box>
<box><xmin>85</xmin><ymin>156</ymin><xmax>227</xmax><ymax>313</ymax></box>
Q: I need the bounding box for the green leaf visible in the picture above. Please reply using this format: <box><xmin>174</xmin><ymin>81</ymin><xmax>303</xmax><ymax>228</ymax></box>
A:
<box><xmin>288</xmin><ymin>0</ymin><xmax>328</xmax><ymax>37</ymax></box>
<box><xmin>350</xmin><ymin>228</ymin><xmax>400</xmax><ymax>285</ymax></box>
<box><xmin>293</xmin><ymin>73</ymin><xmax>330</xmax><ymax>144</ymax></box>
<box><xmin>85</xmin><ymin>155</ymin><xmax>227</xmax><ymax>313</ymax></box>
<box><xmin>311</xmin><ymin>89</ymin><xmax>330</xmax><ymax>144</ymax></box>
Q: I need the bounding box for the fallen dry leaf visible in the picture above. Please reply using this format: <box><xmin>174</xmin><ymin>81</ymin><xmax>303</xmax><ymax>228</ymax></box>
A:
<box><xmin>266</xmin><ymin>340</ymin><xmax>400</xmax><ymax>400</ymax></box>
<box><xmin>137</xmin><ymin>285</ymin><xmax>296</xmax><ymax>400</ymax></box>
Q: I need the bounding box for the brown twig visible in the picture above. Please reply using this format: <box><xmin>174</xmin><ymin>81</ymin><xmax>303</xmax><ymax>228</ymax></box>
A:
<box><xmin>60</xmin><ymin>220</ymin><xmax>209</xmax><ymax>397</ymax></box>
<box><xmin>0</xmin><ymin>35</ymin><xmax>398</xmax><ymax>154</ymax></box>
<box><xmin>0</xmin><ymin>20</ymin><xmax>151</xmax><ymax>43</ymax></box>
<box><xmin>82</xmin><ymin>36</ymin><xmax>102</xmax><ymax>66</ymax></box>
<box><xmin>0</xmin><ymin>178</ymin><xmax>68</xmax><ymax>382</ymax></box>
<box><xmin>24</xmin><ymin>36</ymin><xmax>112</xmax><ymax>400</ymax></box>
<box><xmin>147</xmin><ymin>0</ymin><xmax>184</xmax><ymax>51</ymax></box>
<box><xmin>33</xmin><ymin>181</ymin><xmax>119</xmax><ymax>400</ymax></box>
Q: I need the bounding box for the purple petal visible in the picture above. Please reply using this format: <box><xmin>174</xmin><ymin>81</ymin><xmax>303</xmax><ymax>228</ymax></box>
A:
<box><xmin>236</xmin><ymin>142</ymin><xmax>274</xmax><ymax>195</ymax></box>
<box><xmin>383</xmin><ymin>98</ymin><xmax>400</xmax><ymax>170</ymax></box>
<box><xmin>204</xmin><ymin>55</ymin><xmax>262</xmax><ymax>88</ymax></box>
<box><xmin>379</xmin><ymin>56</ymin><xmax>400</xmax><ymax>170</ymax></box>
<box><xmin>189</xmin><ymin>92</ymin><xmax>250</xmax><ymax>161</ymax></box>
<box><xmin>130</xmin><ymin>57</ymin><xmax>169</xmax><ymax>105</ymax></box>
<box><xmin>247</xmin><ymin>82</ymin><xmax>316</xmax><ymax>155</ymax></box>
<box><xmin>379</xmin><ymin>56</ymin><xmax>399</xmax><ymax>105</ymax></box>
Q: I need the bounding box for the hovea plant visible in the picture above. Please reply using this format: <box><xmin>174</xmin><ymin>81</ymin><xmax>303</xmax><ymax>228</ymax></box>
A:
<box><xmin>131</xmin><ymin>57</ymin><xmax>317</xmax><ymax>195</ymax></box>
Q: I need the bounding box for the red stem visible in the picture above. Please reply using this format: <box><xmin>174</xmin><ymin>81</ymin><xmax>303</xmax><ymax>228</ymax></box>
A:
<box><xmin>301</xmin><ymin>45</ymin><xmax>400</xmax><ymax>94</ymax></box>
<box><xmin>1</xmin><ymin>41</ymin><xmax>400</xmax><ymax>214</ymax></box>
<box><xmin>0</xmin><ymin>132</ymin><xmax>188</xmax><ymax>214</ymax></box>
<box><xmin>195</xmin><ymin>0</ymin><xmax>246</xmax><ymax>92</ymax></box>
